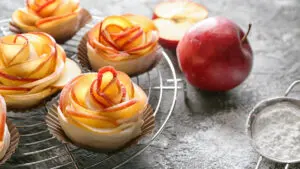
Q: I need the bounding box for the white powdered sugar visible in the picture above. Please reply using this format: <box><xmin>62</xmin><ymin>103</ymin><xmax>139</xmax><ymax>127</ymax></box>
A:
<box><xmin>252</xmin><ymin>101</ymin><xmax>300</xmax><ymax>161</ymax></box>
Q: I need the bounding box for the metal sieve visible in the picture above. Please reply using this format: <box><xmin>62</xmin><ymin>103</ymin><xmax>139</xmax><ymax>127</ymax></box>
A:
<box><xmin>246</xmin><ymin>80</ymin><xmax>300</xmax><ymax>169</ymax></box>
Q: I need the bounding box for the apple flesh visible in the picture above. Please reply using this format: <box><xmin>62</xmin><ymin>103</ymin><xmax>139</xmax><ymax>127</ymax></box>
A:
<box><xmin>153</xmin><ymin>1</ymin><xmax>208</xmax><ymax>50</ymax></box>
<box><xmin>177</xmin><ymin>16</ymin><xmax>253</xmax><ymax>91</ymax></box>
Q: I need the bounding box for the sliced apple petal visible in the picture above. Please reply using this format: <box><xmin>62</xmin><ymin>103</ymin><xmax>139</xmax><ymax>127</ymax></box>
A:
<box><xmin>0</xmin><ymin>71</ymin><xmax>36</xmax><ymax>86</ymax></box>
<box><xmin>62</xmin><ymin>111</ymin><xmax>124</xmax><ymax>134</ymax></box>
<box><xmin>4</xmin><ymin>88</ymin><xmax>58</xmax><ymax>108</ymax></box>
<box><xmin>92</xmin><ymin>38</ymin><xmax>120</xmax><ymax>54</ymax></box>
<box><xmin>12</xmin><ymin>8</ymin><xmax>40</xmax><ymax>26</ymax></box>
<box><xmin>24</xmin><ymin>32</ymin><xmax>56</xmax><ymax>46</ymax></box>
<box><xmin>112</xmin><ymin>26</ymin><xmax>140</xmax><ymax>41</ymax></box>
<box><xmin>105</xmin><ymin>24</ymin><xmax>124</xmax><ymax>34</ymax></box>
<box><xmin>51</xmin><ymin>58</ymin><xmax>82</xmax><ymax>88</ymax></box>
<box><xmin>99</xmin><ymin>30</ymin><xmax>119</xmax><ymax>50</ymax></box>
<box><xmin>101</xmin><ymin>15</ymin><xmax>133</xmax><ymax>30</ymax></box>
<box><xmin>0</xmin><ymin>35</ymin><xmax>30</xmax><ymax>66</ymax></box>
<box><xmin>35</xmin><ymin>0</ymin><xmax>60</xmax><ymax>18</ymax></box>
<box><xmin>36</xmin><ymin>12</ymin><xmax>77</xmax><ymax>26</ymax></box>
<box><xmin>70</xmin><ymin>73</ymin><xmax>96</xmax><ymax>108</ymax></box>
<box><xmin>114</xmin><ymin>27</ymin><xmax>142</xmax><ymax>49</ymax></box>
<box><xmin>103</xmin><ymin>99</ymin><xmax>137</xmax><ymax>112</ymax></box>
<box><xmin>51</xmin><ymin>0</ymin><xmax>73</xmax><ymax>16</ymax></box>
<box><xmin>121</xmin><ymin>28</ymin><xmax>145</xmax><ymax>50</ymax></box>
<box><xmin>117</xmin><ymin>71</ymin><xmax>135</xmax><ymax>98</ymax></box>
<box><xmin>126</xmin><ymin>31</ymin><xmax>158</xmax><ymax>55</ymax></box>
<box><xmin>65</xmin><ymin>106</ymin><xmax>118</xmax><ymax>128</ymax></box>
<box><xmin>90</xmin><ymin>80</ymin><xmax>114</xmax><ymax>107</ymax></box>
<box><xmin>0</xmin><ymin>86</ymin><xmax>30</xmax><ymax>95</ymax></box>
<box><xmin>1</xmin><ymin>49</ymin><xmax>52</xmax><ymax>78</ymax></box>
<box><xmin>21</xmin><ymin>52</ymin><xmax>65</xmax><ymax>93</ymax></box>
<box><xmin>59</xmin><ymin>74</ymin><xmax>85</xmax><ymax>112</ymax></box>
<box><xmin>123</xmin><ymin>14</ymin><xmax>157</xmax><ymax>32</ymax></box>
<box><xmin>104</xmin><ymin>84</ymin><xmax>147</xmax><ymax>119</ymax></box>
<box><xmin>35</xmin><ymin>12</ymin><xmax>80</xmax><ymax>40</ymax></box>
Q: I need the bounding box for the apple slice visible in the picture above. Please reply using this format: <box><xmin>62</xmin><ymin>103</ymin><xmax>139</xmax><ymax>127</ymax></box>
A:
<box><xmin>59</xmin><ymin>74</ymin><xmax>84</xmax><ymax>112</ymax></box>
<box><xmin>117</xmin><ymin>71</ymin><xmax>135</xmax><ymax>98</ymax></box>
<box><xmin>35</xmin><ymin>0</ymin><xmax>59</xmax><ymax>17</ymax></box>
<box><xmin>65</xmin><ymin>106</ymin><xmax>118</xmax><ymax>126</ymax></box>
<box><xmin>51</xmin><ymin>58</ymin><xmax>82</xmax><ymax>88</ymax></box>
<box><xmin>51</xmin><ymin>0</ymin><xmax>74</xmax><ymax>16</ymax></box>
<box><xmin>103</xmin><ymin>99</ymin><xmax>137</xmax><ymax>112</ymax></box>
<box><xmin>123</xmin><ymin>14</ymin><xmax>157</xmax><ymax>32</ymax></box>
<box><xmin>0</xmin><ymin>34</ymin><xmax>30</xmax><ymax>66</ymax></box>
<box><xmin>0</xmin><ymin>86</ymin><xmax>30</xmax><ymax>95</ymax></box>
<box><xmin>4</xmin><ymin>88</ymin><xmax>58</xmax><ymax>108</ymax></box>
<box><xmin>153</xmin><ymin>1</ymin><xmax>208</xmax><ymax>49</ymax></box>
<box><xmin>70</xmin><ymin>74</ymin><xmax>96</xmax><ymax>108</ymax></box>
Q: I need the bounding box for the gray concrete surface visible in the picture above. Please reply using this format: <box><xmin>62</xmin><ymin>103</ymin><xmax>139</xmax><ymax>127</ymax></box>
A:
<box><xmin>1</xmin><ymin>0</ymin><xmax>300</xmax><ymax>168</ymax></box>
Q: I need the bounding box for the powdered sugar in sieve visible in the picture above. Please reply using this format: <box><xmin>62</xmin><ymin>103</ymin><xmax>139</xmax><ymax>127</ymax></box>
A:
<box><xmin>247</xmin><ymin>80</ymin><xmax>300</xmax><ymax>169</ymax></box>
<box><xmin>252</xmin><ymin>101</ymin><xmax>300</xmax><ymax>162</ymax></box>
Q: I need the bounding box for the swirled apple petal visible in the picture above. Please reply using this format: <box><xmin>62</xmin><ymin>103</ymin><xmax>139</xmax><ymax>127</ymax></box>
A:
<box><xmin>3</xmin><ymin>87</ymin><xmax>58</xmax><ymax>107</ymax></box>
<box><xmin>51</xmin><ymin>58</ymin><xmax>82</xmax><ymax>88</ymax></box>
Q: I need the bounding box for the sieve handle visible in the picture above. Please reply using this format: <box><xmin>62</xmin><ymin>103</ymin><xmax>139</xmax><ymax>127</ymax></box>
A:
<box><xmin>255</xmin><ymin>156</ymin><xmax>263</xmax><ymax>169</ymax></box>
<box><xmin>284</xmin><ymin>80</ymin><xmax>300</xmax><ymax>96</ymax></box>
<box><xmin>285</xmin><ymin>164</ymin><xmax>289</xmax><ymax>169</ymax></box>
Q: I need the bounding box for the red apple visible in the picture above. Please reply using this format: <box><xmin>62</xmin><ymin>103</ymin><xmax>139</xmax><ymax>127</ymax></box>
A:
<box><xmin>177</xmin><ymin>16</ymin><xmax>253</xmax><ymax>91</ymax></box>
<box><xmin>153</xmin><ymin>1</ymin><xmax>208</xmax><ymax>50</ymax></box>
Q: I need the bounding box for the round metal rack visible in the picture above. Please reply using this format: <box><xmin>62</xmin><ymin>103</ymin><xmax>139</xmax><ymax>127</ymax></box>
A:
<box><xmin>0</xmin><ymin>17</ymin><xmax>181</xmax><ymax>169</ymax></box>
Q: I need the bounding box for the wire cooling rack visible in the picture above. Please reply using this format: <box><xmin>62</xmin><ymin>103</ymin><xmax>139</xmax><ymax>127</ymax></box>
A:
<box><xmin>0</xmin><ymin>16</ymin><xmax>182</xmax><ymax>169</ymax></box>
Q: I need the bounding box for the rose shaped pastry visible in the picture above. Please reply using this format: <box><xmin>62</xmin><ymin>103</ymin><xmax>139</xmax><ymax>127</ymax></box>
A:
<box><xmin>87</xmin><ymin>14</ymin><xmax>160</xmax><ymax>76</ymax></box>
<box><xmin>11</xmin><ymin>0</ymin><xmax>91</xmax><ymax>42</ymax></box>
<box><xmin>0</xmin><ymin>96</ymin><xmax>10</xmax><ymax>160</ymax></box>
<box><xmin>0</xmin><ymin>32</ymin><xmax>81</xmax><ymax>108</ymax></box>
<box><xmin>58</xmin><ymin>66</ymin><xmax>147</xmax><ymax>150</ymax></box>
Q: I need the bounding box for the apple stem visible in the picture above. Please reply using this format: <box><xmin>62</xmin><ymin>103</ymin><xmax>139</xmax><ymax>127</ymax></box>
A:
<box><xmin>241</xmin><ymin>23</ymin><xmax>252</xmax><ymax>43</ymax></box>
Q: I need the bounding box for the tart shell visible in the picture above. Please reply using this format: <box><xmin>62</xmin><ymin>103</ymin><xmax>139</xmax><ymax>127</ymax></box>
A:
<box><xmin>0</xmin><ymin>119</ymin><xmax>20</xmax><ymax>165</ymax></box>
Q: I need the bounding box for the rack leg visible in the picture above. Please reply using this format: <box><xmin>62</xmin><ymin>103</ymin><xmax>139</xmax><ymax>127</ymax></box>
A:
<box><xmin>255</xmin><ymin>156</ymin><xmax>263</xmax><ymax>169</ymax></box>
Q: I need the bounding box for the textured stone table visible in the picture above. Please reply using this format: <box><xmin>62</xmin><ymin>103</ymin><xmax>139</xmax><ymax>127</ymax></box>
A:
<box><xmin>1</xmin><ymin>0</ymin><xmax>300</xmax><ymax>169</ymax></box>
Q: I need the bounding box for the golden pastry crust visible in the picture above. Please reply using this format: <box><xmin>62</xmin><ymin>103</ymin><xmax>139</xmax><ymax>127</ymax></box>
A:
<box><xmin>0</xmin><ymin>33</ymin><xmax>81</xmax><ymax>108</ymax></box>
<box><xmin>58</xmin><ymin>66</ymin><xmax>148</xmax><ymax>150</ymax></box>
<box><xmin>11</xmin><ymin>0</ymin><xmax>91</xmax><ymax>42</ymax></box>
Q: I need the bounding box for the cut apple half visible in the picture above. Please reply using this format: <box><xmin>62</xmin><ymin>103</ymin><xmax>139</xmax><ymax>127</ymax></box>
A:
<box><xmin>51</xmin><ymin>58</ymin><xmax>82</xmax><ymax>88</ymax></box>
<box><xmin>153</xmin><ymin>1</ymin><xmax>208</xmax><ymax>49</ymax></box>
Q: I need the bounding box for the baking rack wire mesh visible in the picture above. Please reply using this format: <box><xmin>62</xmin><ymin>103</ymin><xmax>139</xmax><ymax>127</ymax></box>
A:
<box><xmin>0</xmin><ymin>16</ymin><xmax>181</xmax><ymax>169</ymax></box>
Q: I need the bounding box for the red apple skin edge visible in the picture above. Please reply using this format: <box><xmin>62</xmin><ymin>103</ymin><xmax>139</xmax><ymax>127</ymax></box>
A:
<box><xmin>152</xmin><ymin>14</ymin><xmax>179</xmax><ymax>49</ymax></box>
<box><xmin>177</xmin><ymin>16</ymin><xmax>253</xmax><ymax>91</ymax></box>
<box><xmin>158</xmin><ymin>37</ymin><xmax>179</xmax><ymax>50</ymax></box>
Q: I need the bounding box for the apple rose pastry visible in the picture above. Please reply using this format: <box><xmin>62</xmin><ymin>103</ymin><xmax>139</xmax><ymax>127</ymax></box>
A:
<box><xmin>0</xmin><ymin>96</ymin><xmax>10</xmax><ymax>160</ymax></box>
<box><xmin>11</xmin><ymin>0</ymin><xmax>91</xmax><ymax>42</ymax></box>
<box><xmin>57</xmin><ymin>66</ymin><xmax>148</xmax><ymax>150</ymax></box>
<box><xmin>0</xmin><ymin>32</ymin><xmax>81</xmax><ymax>108</ymax></box>
<box><xmin>87</xmin><ymin>14</ymin><xmax>160</xmax><ymax>76</ymax></box>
